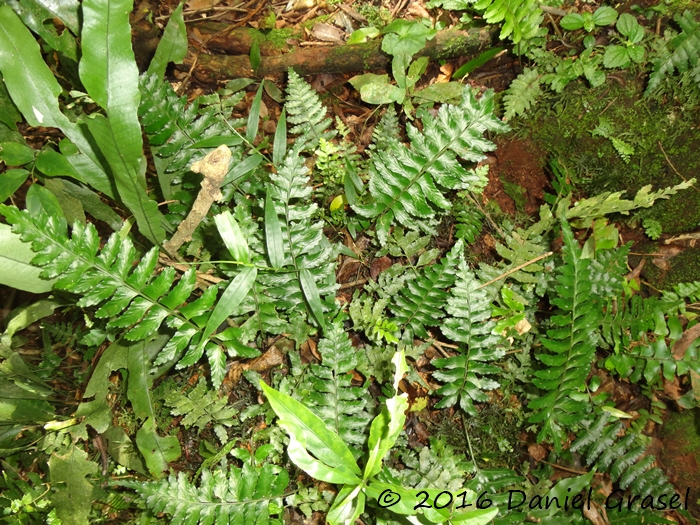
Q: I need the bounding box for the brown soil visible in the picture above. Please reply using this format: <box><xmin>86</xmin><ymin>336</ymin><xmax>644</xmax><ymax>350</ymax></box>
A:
<box><xmin>482</xmin><ymin>137</ymin><xmax>549</xmax><ymax>216</ymax></box>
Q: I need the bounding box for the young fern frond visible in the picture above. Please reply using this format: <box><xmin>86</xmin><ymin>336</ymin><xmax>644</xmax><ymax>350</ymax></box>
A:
<box><xmin>646</xmin><ymin>10</ymin><xmax>700</xmax><ymax>95</ymax></box>
<box><xmin>301</xmin><ymin>322</ymin><xmax>374</xmax><ymax>448</ymax></box>
<box><xmin>125</xmin><ymin>462</ymin><xmax>288</xmax><ymax>525</ymax></box>
<box><xmin>389</xmin><ymin>241</ymin><xmax>462</xmax><ymax>340</ymax></box>
<box><xmin>528</xmin><ymin>219</ymin><xmax>602</xmax><ymax>451</ymax></box>
<box><xmin>353</xmin><ymin>88</ymin><xmax>509</xmax><ymax>244</ymax></box>
<box><xmin>432</xmin><ymin>255</ymin><xmax>503</xmax><ymax>415</ymax></box>
<box><xmin>453</xmin><ymin>204</ymin><xmax>484</xmax><ymax>244</ymax></box>
<box><xmin>600</xmin><ymin>294</ymin><xmax>658</xmax><ymax>354</ymax></box>
<box><xmin>503</xmin><ymin>67</ymin><xmax>541</xmax><ymax>120</ymax></box>
<box><xmin>0</xmin><ymin>205</ymin><xmax>259</xmax><ymax>388</ymax></box>
<box><xmin>285</xmin><ymin>69</ymin><xmax>335</xmax><ymax>148</ymax></box>
<box><xmin>571</xmin><ymin>413</ymin><xmax>675</xmax><ymax>498</ymax></box>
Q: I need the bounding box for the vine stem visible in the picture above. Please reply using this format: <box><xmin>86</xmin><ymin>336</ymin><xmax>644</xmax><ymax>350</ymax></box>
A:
<box><xmin>476</xmin><ymin>251</ymin><xmax>554</xmax><ymax>290</ymax></box>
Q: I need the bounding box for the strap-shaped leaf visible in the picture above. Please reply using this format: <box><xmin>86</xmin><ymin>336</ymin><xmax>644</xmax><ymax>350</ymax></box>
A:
<box><xmin>146</xmin><ymin>1</ymin><xmax>187</xmax><ymax>81</ymax></box>
<box><xmin>260</xmin><ymin>380</ymin><xmax>362</xmax><ymax>482</ymax></box>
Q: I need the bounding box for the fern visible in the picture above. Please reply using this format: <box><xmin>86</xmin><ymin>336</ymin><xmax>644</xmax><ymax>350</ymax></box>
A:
<box><xmin>126</xmin><ymin>462</ymin><xmax>288</xmax><ymax>525</ymax></box>
<box><xmin>432</xmin><ymin>254</ymin><xmax>504</xmax><ymax>415</ymax></box>
<box><xmin>285</xmin><ymin>69</ymin><xmax>335</xmax><ymax>149</ymax></box>
<box><xmin>389</xmin><ymin>241</ymin><xmax>462</xmax><ymax>339</ymax></box>
<box><xmin>453</xmin><ymin>202</ymin><xmax>484</xmax><ymax>243</ymax></box>
<box><xmin>503</xmin><ymin>67</ymin><xmax>542</xmax><ymax>120</ymax></box>
<box><xmin>646</xmin><ymin>10</ymin><xmax>700</xmax><ymax>95</ymax></box>
<box><xmin>0</xmin><ymin>205</ymin><xmax>260</xmax><ymax>388</ymax></box>
<box><xmin>571</xmin><ymin>413</ymin><xmax>675</xmax><ymax>499</ymax></box>
<box><xmin>164</xmin><ymin>378</ymin><xmax>236</xmax><ymax>431</ymax></box>
<box><xmin>138</xmin><ymin>72</ymin><xmax>245</xmax><ymax>198</ymax></box>
<box><xmin>393</xmin><ymin>437</ymin><xmax>472</xmax><ymax>491</ymax></box>
<box><xmin>600</xmin><ymin>294</ymin><xmax>659</xmax><ymax>354</ymax></box>
<box><xmin>298</xmin><ymin>322</ymin><xmax>374</xmax><ymax>448</ymax></box>
<box><xmin>473</xmin><ymin>0</ymin><xmax>544</xmax><ymax>44</ymax></box>
<box><xmin>367</xmin><ymin>104</ymin><xmax>402</xmax><ymax>156</ymax></box>
<box><xmin>353</xmin><ymin>88</ymin><xmax>509</xmax><ymax>244</ymax></box>
<box><xmin>254</xmin><ymin>142</ymin><xmax>338</xmax><ymax>327</ymax></box>
<box><xmin>528</xmin><ymin>219</ymin><xmax>602</xmax><ymax>451</ymax></box>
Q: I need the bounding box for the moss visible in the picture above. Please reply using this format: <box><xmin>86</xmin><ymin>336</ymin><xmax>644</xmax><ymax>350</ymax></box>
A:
<box><xmin>641</xmin><ymin>247</ymin><xmax>700</xmax><ymax>290</ymax></box>
<box><xmin>263</xmin><ymin>28</ymin><xmax>298</xmax><ymax>50</ymax></box>
<box><xmin>659</xmin><ymin>408</ymin><xmax>700</xmax><ymax>517</ymax></box>
<box><xmin>512</xmin><ymin>77</ymin><xmax>700</xmax><ymax>235</ymax></box>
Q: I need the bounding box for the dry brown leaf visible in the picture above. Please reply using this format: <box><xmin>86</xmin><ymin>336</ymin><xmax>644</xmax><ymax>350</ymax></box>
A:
<box><xmin>187</xmin><ymin>0</ymin><xmax>222</xmax><ymax>10</ymax></box>
<box><xmin>407</xmin><ymin>2</ymin><xmax>431</xmax><ymax>19</ymax></box>
<box><xmin>436</xmin><ymin>63</ymin><xmax>453</xmax><ymax>83</ymax></box>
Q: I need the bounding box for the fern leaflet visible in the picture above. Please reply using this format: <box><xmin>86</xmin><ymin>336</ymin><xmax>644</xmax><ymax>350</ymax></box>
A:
<box><xmin>473</xmin><ymin>0</ymin><xmax>544</xmax><ymax>44</ymax></box>
<box><xmin>503</xmin><ymin>67</ymin><xmax>541</xmax><ymax>120</ymax></box>
<box><xmin>432</xmin><ymin>254</ymin><xmax>504</xmax><ymax>415</ymax></box>
<box><xmin>126</xmin><ymin>462</ymin><xmax>288</xmax><ymax>525</ymax></box>
<box><xmin>285</xmin><ymin>69</ymin><xmax>335</xmax><ymax>148</ymax></box>
<box><xmin>528</xmin><ymin>219</ymin><xmax>602</xmax><ymax>451</ymax></box>
<box><xmin>646</xmin><ymin>10</ymin><xmax>700</xmax><ymax>95</ymax></box>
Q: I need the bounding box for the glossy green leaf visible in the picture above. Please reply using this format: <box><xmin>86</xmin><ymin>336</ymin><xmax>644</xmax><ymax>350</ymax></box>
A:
<box><xmin>327</xmin><ymin>484</ymin><xmax>365</xmax><ymax>525</ymax></box>
<box><xmin>49</xmin><ymin>444</ymin><xmax>98</xmax><ymax>525</ymax></box>
<box><xmin>0</xmin><ymin>80</ymin><xmax>21</xmax><ymax>130</ymax></box>
<box><xmin>381</xmin><ymin>19</ymin><xmax>437</xmax><ymax>57</ymax></box>
<box><xmin>273</xmin><ymin>108</ymin><xmax>287</xmax><ymax>166</ymax></box>
<box><xmin>83</xmin><ymin>114</ymin><xmax>165</xmax><ymax>244</ymax></box>
<box><xmin>453</xmin><ymin>47</ymin><xmax>503</xmax><ymax>79</ymax></box>
<box><xmin>199</xmin><ymin>266</ymin><xmax>257</xmax><ymax>354</ymax></box>
<box><xmin>413</xmin><ymin>82</ymin><xmax>465</xmax><ymax>102</ymax></box>
<box><xmin>0</xmin><ymin>168</ymin><xmax>29</xmax><ymax>201</ymax></box>
<box><xmin>0</xmin><ymin>142</ymin><xmax>34</xmax><ymax>165</ymax></box>
<box><xmin>214</xmin><ymin>211</ymin><xmax>250</xmax><ymax>263</ymax></box>
<box><xmin>135</xmin><ymin>417</ymin><xmax>181</xmax><ymax>477</ymax></box>
<box><xmin>628</xmin><ymin>44</ymin><xmax>646</xmax><ymax>64</ymax></box>
<box><xmin>21</xmin><ymin>0</ymin><xmax>80</xmax><ymax>34</ymax></box>
<box><xmin>35</xmin><ymin>148</ymin><xmax>84</xmax><ymax>181</ymax></box>
<box><xmin>26</xmin><ymin>183</ymin><xmax>63</xmax><ymax>219</ymax></box>
<box><xmin>265</xmin><ymin>189</ymin><xmax>285</xmax><ymax>268</ymax></box>
<box><xmin>246</xmin><ymin>82</ymin><xmax>264</xmax><ymax>143</ymax></box>
<box><xmin>147</xmin><ymin>1</ymin><xmax>187</xmax><ymax>81</ymax></box>
<box><xmin>592</xmin><ymin>6</ymin><xmax>618</xmax><ymax>26</ymax></box>
<box><xmin>299</xmin><ymin>268</ymin><xmax>327</xmax><ymax>331</ymax></box>
<box><xmin>347</xmin><ymin>26</ymin><xmax>380</xmax><ymax>44</ymax></box>
<box><xmin>0</xmin><ymin>5</ymin><xmax>115</xmax><ymax>201</ymax></box>
<box><xmin>603</xmin><ymin>45</ymin><xmax>630</xmax><ymax>68</ymax></box>
<box><xmin>188</xmin><ymin>135</ymin><xmax>242</xmax><ymax>148</ymax></box>
<box><xmin>560</xmin><ymin>13</ymin><xmax>584</xmax><ymax>31</ymax></box>
<box><xmin>260</xmin><ymin>381</ymin><xmax>362</xmax><ymax>481</ymax></box>
<box><xmin>0</xmin><ymin>224</ymin><xmax>56</xmax><ymax>292</ymax></box>
<box><xmin>222</xmin><ymin>152</ymin><xmax>263</xmax><ymax>186</ymax></box>
<box><xmin>616</xmin><ymin>13</ymin><xmax>639</xmax><ymax>39</ymax></box>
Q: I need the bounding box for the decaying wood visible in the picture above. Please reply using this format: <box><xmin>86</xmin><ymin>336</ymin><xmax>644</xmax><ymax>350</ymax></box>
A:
<box><xmin>180</xmin><ymin>27</ymin><xmax>496</xmax><ymax>82</ymax></box>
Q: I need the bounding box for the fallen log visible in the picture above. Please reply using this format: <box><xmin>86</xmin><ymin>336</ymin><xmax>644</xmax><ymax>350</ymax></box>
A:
<box><xmin>180</xmin><ymin>27</ymin><xmax>496</xmax><ymax>82</ymax></box>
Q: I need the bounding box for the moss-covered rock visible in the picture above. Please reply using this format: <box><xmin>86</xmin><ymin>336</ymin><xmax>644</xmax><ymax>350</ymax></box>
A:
<box><xmin>659</xmin><ymin>408</ymin><xmax>700</xmax><ymax>518</ymax></box>
<box><xmin>512</xmin><ymin>78</ymin><xmax>700</xmax><ymax>235</ymax></box>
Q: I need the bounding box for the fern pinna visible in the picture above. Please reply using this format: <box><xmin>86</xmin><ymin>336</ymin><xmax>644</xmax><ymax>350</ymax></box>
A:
<box><xmin>126</xmin><ymin>462</ymin><xmax>288</xmax><ymax>525</ymax></box>
<box><xmin>432</xmin><ymin>254</ymin><xmax>504</xmax><ymax>415</ymax></box>
<box><xmin>0</xmin><ymin>205</ymin><xmax>259</xmax><ymax>387</ymax></box>
<box><xmin>528</xmin><ymin>219</ymin><xmax>602</xmax><ymax>451</ymax></box>
<box><xmin>353</xmin><ymin>88</ymin><xmax>509</xmax><ymax>244</ymax></box>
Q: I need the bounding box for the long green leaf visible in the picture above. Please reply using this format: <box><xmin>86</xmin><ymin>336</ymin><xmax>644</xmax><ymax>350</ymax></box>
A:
<box><xmin>260</xmin><ymin>381</ymin><xmax>362</xmax><ymax>481</ymax></box>
<box><xmin>84</xmin><ymin>115</ymin><xmax>165</xmax><ymax>245</ymax></box>
<box><xmin>265</xmin><ymin>190</ymin><xmax>285</xmax><ymax>268</ymax></box>
<box><xmin>79</xmin><ymin>0</ymin><xmax>164</xmax><ymax>245</ymax></box>
<box><xmin>214</xmin><ymin>211</ymin><xmax>250</xmax><ymax>264</ymax></box>
<box><xmin>222</xmin><ymin>152</ymin><xmax>263</xmax><ymax>186</ymax></box>
<box><xmin>199</xmin><ymin>266</ymin><xmax>257</xmax><ymax>349</ymax></box>
<box><xmin>0</xmin><ymin>5</ymin><xmax>115</xmax><ymax>198</ymax></box>
<box><xmin>272</xmin><ymin>108</ymin><xmax>287</xmax><ymax>166</ymax></box>
<box><xmin>246</xmin><ymin>83</ymin><xmax>264</xmax><ymax>143</ymax></box>
<box><xmin>299</xmin><ymin>268</ymin><xmax>327</xmax><ymax>331</ymax></box>
<box><xmin>146</xmin><ymin>1</ymin><xmax>187</xmax><ymax>81</ymax></box>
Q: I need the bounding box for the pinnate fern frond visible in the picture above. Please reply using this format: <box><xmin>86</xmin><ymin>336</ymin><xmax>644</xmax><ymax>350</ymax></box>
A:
<box><xmin>285</xmin><ymin>69</ymin><xmax>335</xmax><ymax>148</ymax></box>
<box><xmin>0</xmin><ymin>205</ymin><xmax>259</xmax><ymax>388</ymax></box>
<box><xmin>138</xmin><ymin>72</ymin><xmax>245</xmax><ymax>196</ymax></box>
<box><xmin>432</xmin><ymin>255</ymin><xmax>503</xmax><ymax>415</ymax></box>
<box><xmin>528</xmin><ymin>219</ymin><xmax>602</xmax><ymax>451</ymax></box>
<box><xmin>301</xmin><ymin>322</ymin><xmax>374</xmax><ymax>447</ymax></box>
<box><xmin>503</xmin><ymin>67</ymin><xmax>541</xmax><ymax>120</ymax></box>
<box><xmin>646</xmin><ymin>10</ymin><xmax>700</xmax><ymax>95</ymax></box>
<box><xmin>571</xmin><ymin>413</ymin><xmax>674</xmax><ymax>498</ymax></box>
<box><xmin>256</xmin><ymin>142</ymin><xmax>338</xmax><ymax>326</ymax></box>
<box><xmin>353</xmin><ymin>88</ymin><xmax>508</xmax><ymax>244</ymax></box>
<box><xmin>473</xmin><ymin>0</ymin><xmax>544</xmax><ymax>44</ymax></box>
<box><xmin>127</xmin><ymin>462</ymin><xmax>288</xmax><ymax>525</ymax></box>
<box><xmin>390</xmin><ymin>241</ymin><xmax>462</xmax><ymax>339</ymax></box>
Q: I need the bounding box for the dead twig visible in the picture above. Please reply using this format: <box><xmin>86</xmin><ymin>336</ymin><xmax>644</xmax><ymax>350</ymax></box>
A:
<box><xmin>476</xmin><ymin>251</ymin><xmax>554</xmax><ymax>290</ymax></box>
